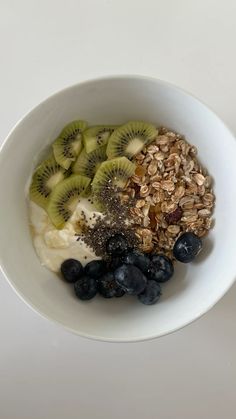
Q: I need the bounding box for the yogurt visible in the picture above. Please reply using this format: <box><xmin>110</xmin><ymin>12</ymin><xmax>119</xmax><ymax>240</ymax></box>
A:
<box><xmin>29</xmin><ymin>199</ymin><xmax>102</xmax><ymax>273</ymax></box>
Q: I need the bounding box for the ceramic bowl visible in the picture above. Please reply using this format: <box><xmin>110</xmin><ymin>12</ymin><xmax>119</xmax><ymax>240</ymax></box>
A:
<box><xmin>0</xmin><ymin>75</ymin><xmax>236</xmax><ymax>342</ymax></box>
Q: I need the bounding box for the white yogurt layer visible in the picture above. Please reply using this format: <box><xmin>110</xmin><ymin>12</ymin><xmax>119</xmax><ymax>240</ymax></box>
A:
<box><xmin>29</xmin><ymin>199</ymin><xmax>102</xmax><ymax>272</ymax></box>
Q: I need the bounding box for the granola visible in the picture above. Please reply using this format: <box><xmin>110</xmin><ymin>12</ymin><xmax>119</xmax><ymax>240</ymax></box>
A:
<box><xmin>124</xmin><ymin>127</ymin><xmax>215</xmax><ymax>256</ymax></box>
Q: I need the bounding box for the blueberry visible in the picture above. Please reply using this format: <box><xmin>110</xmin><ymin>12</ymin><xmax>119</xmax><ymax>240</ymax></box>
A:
<box><xmin>173</xmin><ymin>232</ymin><xmax>202</xmax><ymax>263</ymax></box>
<box><xmin>122</xmin><ymin>250</ymin><xmax>151</xmax><ymax>274</ymax></box>
<box><xmin>84</xmin><ymin>260</ymin><xmax>107</xmax><ymax>279</ymax></box>
<box><xmin>74</xmin><ymin>276</ymin><xmax>97</xmax><ymax>300</ymax></box>
<box><xmin>98</xmin><ymin>272</ymin><xmax>125</xmax><ymax>298</ymax></box>
<box><xmin>148</xmin><ymin>254</ymin><xmax>174</xmax><ymax>283</ymax></box>
<box><xmin>114</xmin><ymin>264</ymin><xmax>147</xmax><ymax>295</ymax></box>
<box><xmin>138</xmin><ymin>280</ymin><xmax>162</xmax><ymax>305</ymax></box>
<box><xmin>106</xmin><ymin>234</ymin><xmax>129</xmax><ymax>256</ymax></box>
<box><xmin>61</xmin><ymin>259</ymin><xmax>83</xmax><ymax>283</ymax></box>
<box><xmin>107</xmin><ymin>256</ymin><xmax>123</xmax><ymax>271</ymax></box>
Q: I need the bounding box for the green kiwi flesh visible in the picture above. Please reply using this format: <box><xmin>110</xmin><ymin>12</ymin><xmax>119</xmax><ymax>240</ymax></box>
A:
<box><xmin>72</xmin><ymin>146</ymin><xmax>107</xmax><ymax>178</ymax></box>
<box><xmin>92</xmin><ymin>156</ymin><xmax>136</xmax><ymax>209</ymax></box>
<box><xmin>106</xmin><ymin>121</ymin><xmax>157</xmax><ymax>159</ymax></box>
<box><xmin>83</xmin><ymin>125</ymin><xmax>118</xmax><ymax>153</ymax></box>
<box><xmin>53</xmin><ymin>120</ymin><xmax>87</xmax><ymax>169</ymax></box>
<box><xmin>47</xmin><ymin>175</ymin><xmax>91</xmax><ymax>229</ymax></box>
<box><xmin>30</xmin><ymin>156</ymin><xmax>68</xmax><ymax>209</ymax></box>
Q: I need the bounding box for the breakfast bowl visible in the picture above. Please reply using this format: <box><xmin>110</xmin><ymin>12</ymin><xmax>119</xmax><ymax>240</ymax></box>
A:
<box><xmin>0</xmin><ymin>75</ymin><xmax>236</xmax><ymax>342</ymax></box>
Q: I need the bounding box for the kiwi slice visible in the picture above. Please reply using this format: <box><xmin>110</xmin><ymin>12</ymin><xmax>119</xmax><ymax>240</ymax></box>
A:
<box><xmin>72</xmin><ymin>146</ymin><xmax>107</xmax><ymax>178</ymax></box>
<box><xmin>83</xmin><ymin>125</ymin><xmax>118</xmax><ymax>153</ymax></box>
<box><xmin>29</xmin><ymin>156</ymin><xmax>68</xmax><ymax>209</ymax></box>
<box><xmin>53</xmin><ymin>120</ymin><xmax>87</xmax><ymax>170</ymax></box>
<box><xmin>47</xmin><ymin>175</ymin><xmax>91</xmax><ymax>229</ymax></box>
<box><xmin>106</xmin><ymin>121</ymin><xmax>157</xmax><ymax>159</ymax></box>
<box><xmin>92</xmin><ymin>157</ymin><xmax>136</xmax><ymax>209</ymax></box>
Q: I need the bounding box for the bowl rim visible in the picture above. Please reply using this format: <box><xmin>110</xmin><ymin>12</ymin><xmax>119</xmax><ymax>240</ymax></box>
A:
<box><xmin>0</xmin><ymin>74</ymin><xmax>235</xmax><ymax>343</ymax></box>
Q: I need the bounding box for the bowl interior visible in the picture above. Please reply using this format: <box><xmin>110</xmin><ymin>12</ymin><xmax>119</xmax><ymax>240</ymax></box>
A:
<box><xmin>0</xmin><ymin>76</ymin><xmax>236</xmax><ymax>341</ymax></box>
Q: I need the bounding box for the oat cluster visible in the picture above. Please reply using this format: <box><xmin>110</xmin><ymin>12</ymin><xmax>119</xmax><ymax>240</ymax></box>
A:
<box><xmin>122</xmin><ymin>128</ymin><xmax>215</xmax><ymax>258</ymax></box>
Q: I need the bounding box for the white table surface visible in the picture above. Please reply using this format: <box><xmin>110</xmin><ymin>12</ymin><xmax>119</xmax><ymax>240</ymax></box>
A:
<box><xmin>1</xmin><ymin>1</ymin><xmax>236</xmax><ymax>418</ymax></box>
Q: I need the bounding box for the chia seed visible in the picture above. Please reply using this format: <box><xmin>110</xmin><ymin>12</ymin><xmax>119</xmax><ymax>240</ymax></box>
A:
<box><xmin>77</xmin><ymin>182</ymin><xmax>140</xmax><ymax>258</ymax></box>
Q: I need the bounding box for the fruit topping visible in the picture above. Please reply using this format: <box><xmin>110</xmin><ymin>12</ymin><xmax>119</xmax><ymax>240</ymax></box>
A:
<box><xmin>84</xmin><ymin>260</ymin><xmax>107</xmax><ymax>279</ymax></box>
<box><xmin>47</xmin><ymin>175</ymin><xmax>91</xmax><ymax>229</ymax></box>
<box><xmin>83</xmin><ymin>125</ymin><xmax>118</xmax><ymax>153</ymax></box>
<box><xmin>114</xmin><ymin>264</ymin><xmax>147</xmax><ymax>295</ymax></box>
<box><xmin>138</xmin><ymin>280</ymin><xmax>162</xmax><ymax>305</ymax></box>
<box><xmin>173</xmin><ymin>232</ymin><xmax>202</xmax><ymax>263</ymax></box>
<box><xmin>122</xmin><ymin>250</ymin><xmax>151</xmax><ymax>274</ymax></box>
<box><xmin>74</xmin><ymin>276</ymin><xmax>97</xmax><ymax>300</ymax></box>
<box><xmin>53</xmin><ymin>120</ymin><xmax>87</xmax><ymax>169</ymax></box>
<box><xmin>61</xmin><ymin>259</ymin><xmax>83</xmax><ymax>283</ymax></box>
<box><xmin>98</xmin><ymin>272</ymin><xmax>125</xmax><ymax>298</ymax></box>
<box><xmin>106</xmin><ymin>234</ymin><xmax>129</xmax><ymax>256</ymax></box>
<box><xmin>148</xmin><ymin>254</ymin><xmax>174</xmax><ymax>283</ymax></box>
<box><xmin>106</xmin><ymin>121</ymin><xmax>157</xmax><ymax>159</ymax></box>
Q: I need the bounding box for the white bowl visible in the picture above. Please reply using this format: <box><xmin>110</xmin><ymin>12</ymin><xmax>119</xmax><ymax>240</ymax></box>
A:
<box><xmin>0</xmin><ymin>75</ymin><xmax>236</xmax><ymax>342</ymax></box>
